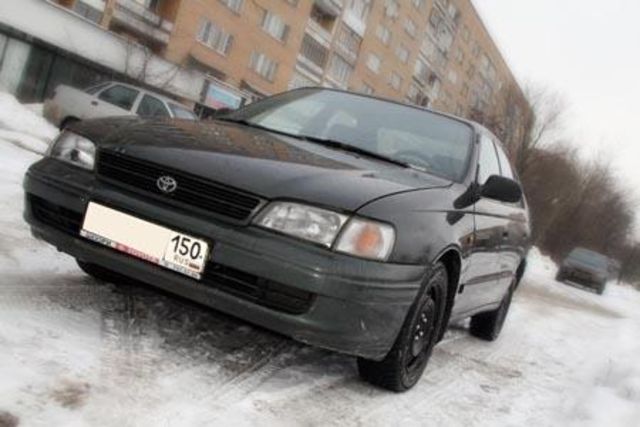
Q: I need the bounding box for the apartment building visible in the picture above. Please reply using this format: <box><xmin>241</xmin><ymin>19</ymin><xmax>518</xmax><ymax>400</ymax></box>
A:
<box><xmin>0</xmin><ymin>0</ymin><xmax>529</xmax><ymax>138</ymax></box>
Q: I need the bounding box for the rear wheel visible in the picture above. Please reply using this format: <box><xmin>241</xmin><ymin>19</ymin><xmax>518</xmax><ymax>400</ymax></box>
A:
<box><xmin>357</xmin><ymin>262</ymin><xmax>448</xmax><ymax>392</ymax></box>
<box><xmin>470</xmin><ymin>281</ymin><xmax>515</xmax><ymax>341</ymax></box>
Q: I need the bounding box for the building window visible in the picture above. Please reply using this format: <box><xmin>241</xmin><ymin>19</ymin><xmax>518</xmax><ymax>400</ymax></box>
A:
<box><xmin>250</xmin><ymin>52</ymin><xmax>278</xmax><ymax>81</ymax></box>
<box><xmin>404</xmin><ymin>18</ymin><xmax>417</xmax><ymax>38</ymax></box>
<box><xmin>289</xmin><ymin>72</ymin><xmax>316</xmax><ymax>89</ymax></box>
<box><xmin>407</xmin><ymin>83</ymin><xmax>420</xmax><ymax>102</ymax></box>
<box><xmin>395</xmin><ymin>44</ymin><xmax>409</xmax><ymax>63</ymax></box>
<box><xmin>219</xmin><ymin>0</ymin><xmax>243</xmax><ymax>13</ymax></box>
<box><xmin>389</xmin><ymin>72</ymin><xmax>402</xmax><ymax>91</ymax></box>
<box><xmin>260</xmin><ymin>10</ymin><xmax>289</xmax><ymax>42</ymax></box>
<box><xmin>366</xmin><ymin>53</ymin><xmax>381</xmax><ymax>73</ymax></box>
<box><xmin>335</xmin><ymin>25</ymin><xmax>362</xmax><ymax>59</ymax></box>
<box><xmin>328</xmin><ymin>54</ymin><xmax>354</xmax><ymax>85</ymax></box>
<box><xmin>310</xmin><ymin>2</ymin><xmax>338</xmax><ymax>33</ymax></box>
<box><xmin>299</xmin><ymin>34</ymin><xmax>329</xmax><ymax>69</ymax></box>
<box><xmin>376</xmin><ymin>25</ymin><xmax>391</xmax><ymax>46</ymax></box>
<box><xmin>197</xmin><ymin>19</ymin><xmax>234</xmax><ymax>55</ymax></box>
<box><xmin>413</xmin><ymin>59</ymin><xmax>431</xmax><ymax>85</ymax></box>
<box><xmin>361</xmin><ymin>83</ymin><xmax>374</xmax><ymax>95</ymax></box>
<box><xmin>73</xmin><ymin>1</ymin><xmax>103</xmax><ymax>24</ymax></box>
<box><xmin>384</xmin><ymin>0</ymin><xmax>399</xmax><ymax>19</ymax></box>
<box><xmin>348</xmin><ymin>0</ymin><xmax>372</xmax><ymax>21</ymax></box>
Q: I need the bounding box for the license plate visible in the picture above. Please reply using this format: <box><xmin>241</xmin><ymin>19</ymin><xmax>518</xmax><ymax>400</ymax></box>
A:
<box><xmin>80</xmin><ymin>202</ymin><xmax>210</xmax><ymax>279</ymax></box>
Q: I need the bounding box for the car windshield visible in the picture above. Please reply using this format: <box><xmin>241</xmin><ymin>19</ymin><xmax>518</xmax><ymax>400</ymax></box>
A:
<box><xmin>226</xmin><ymin>89</ymin><xmax>474</xmax><ymax>181</ymax></box>
<box><xmin>569</xmin><ymin>248</ymin><xmax>609</xmax><ymax>269</ymax></box>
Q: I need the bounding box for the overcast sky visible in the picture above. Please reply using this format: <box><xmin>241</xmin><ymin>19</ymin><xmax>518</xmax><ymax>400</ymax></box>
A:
<box><xmin>472</xmin><ymin>0</ymin><xmax>640</xmax><ymax>210</ymax></box>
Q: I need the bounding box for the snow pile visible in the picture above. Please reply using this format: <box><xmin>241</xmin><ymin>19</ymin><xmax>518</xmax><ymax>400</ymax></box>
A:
<box><xmin>0</xmin><ymin>91</ymin><xmax>58</xmax><ymax>154</ymax></box>
<box><xmin>524</xmin><ymin>247</ymin><xmax>640</xmax><ymax>426</ymax></box>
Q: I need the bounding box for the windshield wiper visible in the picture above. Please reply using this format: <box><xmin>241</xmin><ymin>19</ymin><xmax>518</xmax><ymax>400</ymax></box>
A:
<box><xmin>298</xmin><ymin>135</ymin><xmax>416</xmax><ymax>169</ymax></box>
<box><xmin>218</xmin><ymin>118</ymin><xmax>417</xmax><ymax>170</ymax></box>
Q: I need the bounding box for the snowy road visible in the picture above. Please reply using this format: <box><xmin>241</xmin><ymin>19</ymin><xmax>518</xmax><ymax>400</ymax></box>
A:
<box><xmin>1</xmin><ymin>93</ymin><xmax>639</xmax><ymax>426</ymax></box>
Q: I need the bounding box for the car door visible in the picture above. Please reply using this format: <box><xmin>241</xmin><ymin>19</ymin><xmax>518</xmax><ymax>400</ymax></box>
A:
<box><xmin>89</xmin><ymin>84</ymin><xmax>140</xmax><ymax>119</ymax></box>
<box><xmin>493</xmin><ymin>140</ymin><xmax>529</xmax><ymax>289</ymax></box>
<box><xmin>457</xmin><ymin>134</ymin><xmax>509</xmax><ymax>312</ymax></box>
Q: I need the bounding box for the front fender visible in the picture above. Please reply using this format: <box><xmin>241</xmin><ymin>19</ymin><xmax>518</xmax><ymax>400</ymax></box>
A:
<box><xmin>355</xmin><ymin>186</ymin><xmax>473</xmax><ymax>265</ymax></box>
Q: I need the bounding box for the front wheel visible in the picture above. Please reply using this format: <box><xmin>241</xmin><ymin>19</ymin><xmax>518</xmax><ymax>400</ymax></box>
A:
<box><xmin>357</xmin><ymin>262</ymin><xmax>448</xmax><ymax>392</ymax></box>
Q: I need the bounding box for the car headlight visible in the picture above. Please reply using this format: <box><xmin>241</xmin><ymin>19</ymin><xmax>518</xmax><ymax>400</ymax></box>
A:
<box><xmin>254</xmin><ymin>202</ymin><xmax>396</xmax><ymax>260</ymax></box>
<box><xmin>335</xmin><ymin>218</ymin><xmax>395</xmax><ymax>261</ymax></box>
<box><xmin>254</xmin><ymin>202</ymin><xmax>348</xmax><ymax>247</ymax></box>
<box><xmin>48</xmin><ymin>131</ymin><xmax>96</xmax><ymax>170</ymax></box>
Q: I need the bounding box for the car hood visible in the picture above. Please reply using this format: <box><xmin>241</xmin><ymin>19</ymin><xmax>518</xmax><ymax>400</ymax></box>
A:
<box><xmin>79</xmin><ymin>118</ymin><xmax>451</xmax><ymax>211</ymax></box>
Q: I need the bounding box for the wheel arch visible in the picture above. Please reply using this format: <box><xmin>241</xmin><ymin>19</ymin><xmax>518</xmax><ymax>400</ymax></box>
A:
<box><xmin>432</xmin><ymin>245</ymin><xmax>462</xmax><ymax>341</ymax></box>
<box><xmin>60</xmin><ymin>116</ymin><xmax>80</xmax><ymax>130</ymax></box>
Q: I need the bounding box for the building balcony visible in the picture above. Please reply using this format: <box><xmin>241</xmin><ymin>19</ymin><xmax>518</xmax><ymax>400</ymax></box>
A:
<box><xmin>305</xmin><ymin>18</ymin><xmax>333</xmax><ymax>48</ymax></box>
<box><xmin>111</xmin><ymin>0</ymin><xmax>174</xmax><ymax>45</ymax></box>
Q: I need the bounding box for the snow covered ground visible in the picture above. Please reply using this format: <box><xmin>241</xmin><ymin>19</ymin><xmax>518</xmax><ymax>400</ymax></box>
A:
<box><xmin>0</xmin><ymin>92</ymin><xmax>639</xmax><ymax>426</ymax></box>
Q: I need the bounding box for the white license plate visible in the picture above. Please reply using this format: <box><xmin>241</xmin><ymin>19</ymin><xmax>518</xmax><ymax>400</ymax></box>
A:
<box><xmin>80</xmin><ymin>202</ymin><xmax>210</xmax><ymax>279</ymax></box>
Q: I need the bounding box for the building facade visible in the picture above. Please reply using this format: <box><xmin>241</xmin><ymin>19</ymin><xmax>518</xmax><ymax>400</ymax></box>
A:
<box><xmin>1</xmin><ymin>0</ymin><xmax>530</xmax><ymax>140</ymax></box>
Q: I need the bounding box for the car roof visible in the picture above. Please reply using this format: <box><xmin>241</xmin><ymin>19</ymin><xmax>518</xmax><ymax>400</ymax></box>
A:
<box><xmin>102</xmin><ymin>81</ymin><xmax>189</xmax><ymax>109</ymax></box>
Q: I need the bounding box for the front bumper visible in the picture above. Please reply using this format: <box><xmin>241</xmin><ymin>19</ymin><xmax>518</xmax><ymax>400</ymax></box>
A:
<box><xmin>23</xmin><ymin>159</ymin><xmax>425</xmax><ymax>360</ymax></box>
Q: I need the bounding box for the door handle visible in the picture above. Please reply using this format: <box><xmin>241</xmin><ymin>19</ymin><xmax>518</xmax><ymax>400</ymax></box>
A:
<box><xmin>91</xmin><ymin>101</ymin><xmax>98</xmax><ymax>106</ymax></box>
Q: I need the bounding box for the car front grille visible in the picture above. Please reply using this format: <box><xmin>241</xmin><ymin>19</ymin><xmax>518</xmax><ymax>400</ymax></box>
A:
<box><xmin>29</xmin><ymin>195</ymin><xmax>83</xmax><ymax>234</ymax></box>
<box><xmin>96</xmin><ymin>150</ymin><xmax>263</xmax><ymax>223</ymax></box>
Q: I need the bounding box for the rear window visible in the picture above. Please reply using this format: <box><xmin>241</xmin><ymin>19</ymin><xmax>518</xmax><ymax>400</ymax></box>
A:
<box><xmin>569</xmin><ymin>249</ymin><xmax>609</xmax><ymax>269</ymax></box>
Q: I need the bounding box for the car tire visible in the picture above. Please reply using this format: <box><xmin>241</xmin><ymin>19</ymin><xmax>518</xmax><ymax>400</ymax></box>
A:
<box><xmin>357</xmin><ymin>262</ymin><xmax>448</xmax><ymax>392</ymax></box>
<box><xmin>76</xmin><ymin>260</ymin><xmax>125</xmax><ymax>284</ymax></box>
<box><xmin>469</xmin><ymin>280</ymin><xmax>515</xmax><ymax>341</ymax></box>
<box><xmin>597</xmin><ymin>282</ymin><xmax>606</xmax><ymax>295</ymax></box>
<box><xmin>555</xmin><ymin>270</ymin><xmax>565</xmax><ymax>282</ymax></box>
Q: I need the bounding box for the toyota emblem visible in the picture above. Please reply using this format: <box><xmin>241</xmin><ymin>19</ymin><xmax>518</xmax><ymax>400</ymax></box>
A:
<box><xmin>156</xmin><ymin>175</ymin><xmax>177</xmax><ymax>194</ymax></box>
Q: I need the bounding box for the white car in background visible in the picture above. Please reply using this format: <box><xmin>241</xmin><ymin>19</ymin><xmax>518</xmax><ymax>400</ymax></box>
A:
<box><xmin>43</xmin><ymin>81</ymin><xmax>197</xmax><ymax>128</ymax></box>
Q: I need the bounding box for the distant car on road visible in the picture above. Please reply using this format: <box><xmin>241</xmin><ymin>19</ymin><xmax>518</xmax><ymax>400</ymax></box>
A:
<box><xmin>556</xmin><ymin>248</ymin><xmax>609</xmax><ymax>294</ymax></box>
<box><xmin>25</xmin><ymin>88</ymin><xmax>531</xmax><ymax>391</ymax></box>
<box><xmin>43</xmin><ymin>81</ymin><xmax>197</xmax><ymax>129</ymax></box>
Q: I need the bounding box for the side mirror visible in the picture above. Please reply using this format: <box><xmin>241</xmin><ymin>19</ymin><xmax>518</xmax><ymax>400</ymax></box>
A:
<box><xmin>481</xmin><ymin>175</ymin><xmax>522</xmax><ymax>203</ymax></box>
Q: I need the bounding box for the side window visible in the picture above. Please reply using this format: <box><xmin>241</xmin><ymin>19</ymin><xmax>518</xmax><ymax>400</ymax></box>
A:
<box><xmin>477</xmin><ymin>135</ymin><xmax>500</xmax><ymax>184</ymax></box>
<box><xmin>98</xmin><ymin>85</ymin><xmax>139</xmax><ymax>110</ymax></box>
<box><xmin>494</xmin><ymin>142</ymin><xmax>515</xmax><ymax>180</ymax></box>
<box><xmin>137</xmin><ymin>95</ymin><xmax>170</xmax><ymax>118</ymax></box>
